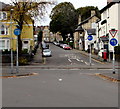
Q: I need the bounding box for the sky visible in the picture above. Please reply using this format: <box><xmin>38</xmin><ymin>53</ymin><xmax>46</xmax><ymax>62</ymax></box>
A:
<box><xmin>1</xmin><ymin>0</ymin><xmax>107</xmax><ymax>26</ymax></box>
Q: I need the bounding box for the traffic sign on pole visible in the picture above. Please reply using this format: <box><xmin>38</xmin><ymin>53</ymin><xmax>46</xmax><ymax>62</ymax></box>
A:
<box><xmin>87</xmin><ymin>35</ymin><xmax>93</xmax><ymax>66</ymax></box>
<box><xmin>14</xmin><ymin>28</ymin><xmax>21</xmax><ymax>36</ymax></box>
<box><xmin>110</xmin><ymin>38</ymin><xmax>118</xmax><ymax>46</ymax></box>
<box><xmin>109</xmin><ymin>29</ymin><xmax>118</xmax><ymax>38</ymax></box>
<box><xmin>88</xmin><ymin>35</ymin><xmax>93</xmax><ymax>41</ymax></box>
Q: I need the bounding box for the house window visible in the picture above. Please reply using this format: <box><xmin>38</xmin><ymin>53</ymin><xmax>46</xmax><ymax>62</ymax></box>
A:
<box><xmin>24</xmin><ymin>41</ymin><xmax>28</xmax><ymax>44</ymax></box>
<box><xmin>0</xmin><ymin>39</ymin><xmax>10</xmax><ymax>50</ymax></box>
<box><xmin>0</xmin><ymin>12</ymin><xmax>2</xmax><ymax>20</ymax></box>
<box><xmin>0</xmin><ymin>24</ymin><xmax>8</xmax><ymax>35</ymax></box>
<box><xmin>3</xmin><ymin>12</ymin><xmax>7</xmax><ymax>19</ymax></box>
<box><xmin>7</xmin><ymin>40</ymin><xmax>10</xmax><ymax>49</ymax></box>
<box><xmin>0</xmin><ymin>40</ymin><xmax>5</xmax><ymax>49</ymax></box>
<box><xmin>0</xmin><ymin>12</ymin><xmax>7</xmax><ymax>20</ymax></box>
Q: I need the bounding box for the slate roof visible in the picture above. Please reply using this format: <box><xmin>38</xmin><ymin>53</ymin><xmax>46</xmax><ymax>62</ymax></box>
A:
<box><xmin>75</xmin><ymin>26</ymin><xmax>84</xmax><ymax>32</ymax></box>
<box><xmin>86</xmin><ymin>29</ymin><xmax>96</xmax><ymax>35</ymax></box>
<box><xmin>100</xmin><ymin>37</ymin><xmax>109</xmax><ymax>42</ymax></box>
<box><xmin>0</xmin><ymin>2</ymin><xmax>11</xmax><ymax>11</ymax></box>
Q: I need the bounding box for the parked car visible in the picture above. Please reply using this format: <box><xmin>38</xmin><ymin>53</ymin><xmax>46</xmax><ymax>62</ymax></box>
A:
<box><xmin>53</xmin><ymin>41</ymin><xmax>60</xmax><ymax>46</ymax></box>
<box><xmin>42</xmin><ymin>49</ymin><xmax>52</xmax><ymax>57</ymax></box>
<box><xmin>63</xmin><ymin>45</ymin><xmax>72</xmax><ymax>50</ymax></box>
<box><xmin>60</xmin><ymin>44</ymin><xmax>67</xmax><ymax>48</ymax></box>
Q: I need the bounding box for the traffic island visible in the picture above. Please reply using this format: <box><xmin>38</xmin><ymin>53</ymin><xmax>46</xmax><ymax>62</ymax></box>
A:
<box><xmin>1</xmin><ymin>72</ymin><xmax>38</xmax><ymax>78</ymax></box>
<box><xmin>95</xmin><ymin>73</ymin><xmax>120</xmax><ymax>83</ymax></box>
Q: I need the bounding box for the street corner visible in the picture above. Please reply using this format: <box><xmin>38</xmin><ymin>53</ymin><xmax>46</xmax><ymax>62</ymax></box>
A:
<box><xmin>0</xmin><ymin>72</ymin><xmax>38</xmax><ymax>79</ymax></box>
<box><xmin>95</xmin><ymin>73</ymin><xmax>120</xmax><ymax>83</ymax></box>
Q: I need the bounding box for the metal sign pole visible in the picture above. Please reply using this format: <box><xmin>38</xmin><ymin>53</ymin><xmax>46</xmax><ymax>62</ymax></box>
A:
<box><xmin>14</xmin><ymin>28</ymin><xmax>21</xmax><ymax>73</ymax></box>
<box><xmin>16</xmin><ymin>36</ymin><xmax>19</xmax><ymax>73</ymax></box>
<box><xmin>89</xmin><ymin>42</ymin><xmax>91</xmax><ymax>66</ymax></box>
<box><xmin>109</xmin><ymin>29</ymin><xmax>118</xmax><ymax>74</ymax></box>
<box><xmin>112</xmin><ymin>46</ymin><xmax>115</xmax><ymax>74</ymax></box>
<box><xmin>88</xmin><ymin>35</ymin><xmax>93</xmax><ymax>66</ymax></box>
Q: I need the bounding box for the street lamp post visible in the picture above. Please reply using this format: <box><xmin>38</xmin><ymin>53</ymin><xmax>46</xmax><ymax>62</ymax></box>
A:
<box><xmin>10</xmin><ymin>9</ymin><xmax>14</xmax><ymax>74</ymax></box>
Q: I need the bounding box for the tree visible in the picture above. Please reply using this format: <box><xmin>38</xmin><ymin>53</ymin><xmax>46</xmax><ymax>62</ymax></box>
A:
<box><xmin>37</xmin><ymin>30</ymin><xmax>43</xmax><ymax>43</ymax></box>
<box><xmin>50</xmin><ymin>2</ymin><xmax>78</xmax><ymax>41</ymax></box>
<box><xmin>8</xmin><ymin>0</ymin><xmax>55</xmax><ymax>54</ymax></box>
<box><xmin>76</xmin><ymin>6</ymin><xmax>100</xmax><ymax>22</ymax></box>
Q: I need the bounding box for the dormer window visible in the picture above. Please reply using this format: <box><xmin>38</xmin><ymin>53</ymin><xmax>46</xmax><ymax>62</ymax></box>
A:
<box><xmin>0</xmin><ymin>12</ymin><xmax>7</xmax><ymax>20</ymax></box>
<box><xmin>0</xmin><ymin>24</ymin><xmax>8</xmax><ymax>35</ymax></box>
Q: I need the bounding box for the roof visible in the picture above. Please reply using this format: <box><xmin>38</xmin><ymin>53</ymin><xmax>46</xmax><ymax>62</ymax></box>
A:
<box><xmin>100</xmin><ymin>37</ymin><xmax>109</xmax><ymax>42</ymax></box>
<box><xmin>0</xmin><ymin>2</ymin><xmax>11</xmax><ymax>11</ymax></box>
<box><xmin>75</xmin><ymin>26</ymin><xmax>84</xmax><ymax>32</ymax></box>
<box><xmin>86</xmin><ymin>29</ymin><xmax>96</xmax><ymax>35</ymax></box>
<box><xmin>78</xmin><ymin>15</ymin><xmax>98</xmax><ymax>26</ymax></box>
<box><xmin>100</xmin><ymin>1</ymin><xmax>120</xmax><ymax>13</ymax></box>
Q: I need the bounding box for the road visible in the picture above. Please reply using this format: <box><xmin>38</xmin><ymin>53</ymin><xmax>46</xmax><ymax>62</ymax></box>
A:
<box><xmin>2</xmin><ymin>43</ymin><xmax>118</xmax><ymax>107</ymax></box>
<box><xmin>32</xmin><ymin>43</ymin><xmax>112</xmax><ymax>67</ymax></box>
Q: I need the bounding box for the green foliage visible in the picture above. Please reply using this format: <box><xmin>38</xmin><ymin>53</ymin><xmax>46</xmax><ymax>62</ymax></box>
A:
<box><xmin>38</xmin><ymin>30</ymin><xmax>43</xmax><ymax>42</ymax></box>
<box><xmin>21</xmin><ymin>49</ymin><xmax>28</xmax><ymax>54</ymax></box>
<box><xmin>19</xmin><ymin>57</ymin><xmax>29</xmax><ymax>65</ymax></box>
<box><xmin>2</xmin><ymin>49</ymin><xmax>11</xmax><ymax>54</ymax></box>
<box><xmin>76</xmin><ymin>6</ymin><xmax>100</xmax><ymax>21</ymax></box>
<box><xmin>50</xmin><ymin>2</ymin><xmax>78</xmax><ymax>41</ymax></box>
<box><xmin>115</xmin><ymin>45</ymin><xmax>120</xmax><ymax>54</ymax></box>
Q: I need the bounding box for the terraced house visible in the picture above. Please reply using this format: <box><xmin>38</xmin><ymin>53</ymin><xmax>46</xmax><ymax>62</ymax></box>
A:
<box><xmin>0</xmin><ymin>2</ymin><xmax>34</xmax><ymax>53</ymax></box>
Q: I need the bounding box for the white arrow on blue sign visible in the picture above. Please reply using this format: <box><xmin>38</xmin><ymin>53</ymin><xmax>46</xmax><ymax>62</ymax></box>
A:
<box><xmin>110</xmin><ymin>38</ymin><xmax>118</xmax><ymax>46</ymax></box>
<box><xmin>88</xmin><ymin>35</ymin><xmax>93</xmax><ymax>41</ymax></box>
<box><xmin>14</xmin><ymin>28</ymin><xmax>21</xmax><ymax>36</ymax></box>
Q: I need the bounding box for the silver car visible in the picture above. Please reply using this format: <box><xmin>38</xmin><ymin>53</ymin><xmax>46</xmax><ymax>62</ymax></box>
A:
<box><xmin>42</xmin><ymin>49</ymin><xmax>52</xmax><ymax>57</ymax></box>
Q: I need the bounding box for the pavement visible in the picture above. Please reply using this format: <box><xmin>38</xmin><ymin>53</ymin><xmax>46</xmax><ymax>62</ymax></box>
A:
<box><xmin>1</xmin><ymin>47</ymin><xmax>120</xmax><ymax>82</ymax></box>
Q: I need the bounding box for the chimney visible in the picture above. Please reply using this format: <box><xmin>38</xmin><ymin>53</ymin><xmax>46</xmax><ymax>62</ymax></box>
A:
<box><xmin>91</xmin><ymin>10</ymin><xmax>96</xmax><ymax>17</ymax></box>
<box><xmin>78</xmin><ymin>15</ymin><xmax>81</xmax><ymax>24</ymax></box>
<box><xmin>107</xmin><ymin>0</ymin><xmax>113</xmax><ymax>4</ymax></box>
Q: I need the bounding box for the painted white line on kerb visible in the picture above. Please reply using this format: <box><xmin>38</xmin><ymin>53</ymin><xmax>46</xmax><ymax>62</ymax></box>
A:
<box><xmin>68</xmin><ymin>59</ymin><xmax>71</xmax><ymax>62</ymax></box>
<box><xmin>81</xmin><ymin>60</ymin><xmax>84</xmax><ymax>62</ymax></box>
<box><xmin>85</xmin><ymin>62</ymin><xmax>89</xmax><ymax>65</ymax></box>
<box><xmin>76</xmin><ymin>59</ymin><xmax>80</xmax><ymax>62</ymax></box>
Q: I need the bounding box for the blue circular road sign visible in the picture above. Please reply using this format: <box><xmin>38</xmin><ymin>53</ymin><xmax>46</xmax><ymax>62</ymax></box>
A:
<box><xmin>14</xmin><ymin>28</ymin><xmax>21</xmax><ymax>36</ymax></box>
<box><xmin>88</xmin><ymin>35</ymin><xmax>93</xmax><ymax>41</ymax></box>
<box><xmin>110</xmin><ymin>38</ymin><xmax>118</xmax><ymax>46</ymax></box>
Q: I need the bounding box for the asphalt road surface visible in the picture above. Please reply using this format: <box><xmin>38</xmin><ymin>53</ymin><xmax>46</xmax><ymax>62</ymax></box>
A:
<box><xmin>2</xmin><ymin>69</ymin><xmax>118</xmax><ymax>107</ymax></box>
<box><xmin>2</xmin><ymin>43</ymin><xmax>118</xmax><ymax>107</ymax></box>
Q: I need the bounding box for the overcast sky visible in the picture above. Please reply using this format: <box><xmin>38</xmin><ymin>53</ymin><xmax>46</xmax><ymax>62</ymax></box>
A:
<box><xmin>57</xmin><ymin>0</ymin><xmax>107</xmax><ymax>9</ymax></box>
<box><xmin>1</xmin><ymin>0</ymin><xmax>107</xmax><ymax>25</ymax></box>
<box><xmin>41</xmin><ymin>0</ymin><xmax>107</xmax><ymax>26</ymax></box>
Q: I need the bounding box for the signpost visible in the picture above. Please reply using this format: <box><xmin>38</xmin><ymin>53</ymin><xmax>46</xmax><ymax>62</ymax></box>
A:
<box><xmin>88</xmin><ymin>35</ymin><xmax>93</xmax><ymax>66</ymax></box>
<box><xmin>14</xmin><ymin>28</ymin><xmax>21</xmax><ymax>36</ymax></box>
<box><xmin>88</xmin><ymin>35</ymin><xmax>93</xmax><ymax>41</ymax></box>
<box><xmin>110</xmin><ymin>38</ymin><xmax>118</xmax><ymax>46</ymax></box>
<box><xmin>109</xmin><ymin>29</ymin><xmax>118</xmax><ymax>74</ymax></box>
<box><xmin>14</xmin><ymin>28</ymin><xmax>21</xmax><ymax>73</ymax></box>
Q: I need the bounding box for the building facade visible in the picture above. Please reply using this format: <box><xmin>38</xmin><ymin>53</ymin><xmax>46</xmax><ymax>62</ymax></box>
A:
<box><xmin>96</xmin><ymin>2</ymin><xmax>120</xmax><ymax>58</ymax></box>
<box><xmin>0</xmin><ymin>2</ymin><xmax>34</xmax><ymax>52</ymax></box>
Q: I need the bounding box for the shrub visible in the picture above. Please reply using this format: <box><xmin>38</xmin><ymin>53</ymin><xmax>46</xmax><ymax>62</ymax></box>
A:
<box><xmin>18</xmin><ymin>57</ymin><xmax>29</xmax><ymax>65</ymax></box>
<box><xmin>21</xmin><ymin>49</ymin><xmax>28</xmax><ymax>54</ymax></box>
<box><xmin>2</xmin><ymin>49</ymin><xmax>11</xmax><ymax>54</ymax></box>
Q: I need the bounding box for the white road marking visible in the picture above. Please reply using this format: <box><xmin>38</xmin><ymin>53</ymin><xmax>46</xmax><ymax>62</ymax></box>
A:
<box><xmin>85</xmin><ymin>62</ymin><xmax>89</xmax><ymax>65</ymax></box>
<box><xmin>81</xmin><ymin>60</ymin><xmax>84</xmax><ymax>62</ymax></box>
<box><xmin>59</xmin><ymin>78</ymin><xmax>62</xmax><ymax>81</ymax></box>
<box><xmin>76</xmin><ymin>59</ymin><xmax>80</xmax><ymax>61</ymax></box>
<box><xmin>68</xmin><ymin>59</ymin><xmax>72</xmax><ymax>62</ymax></box>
